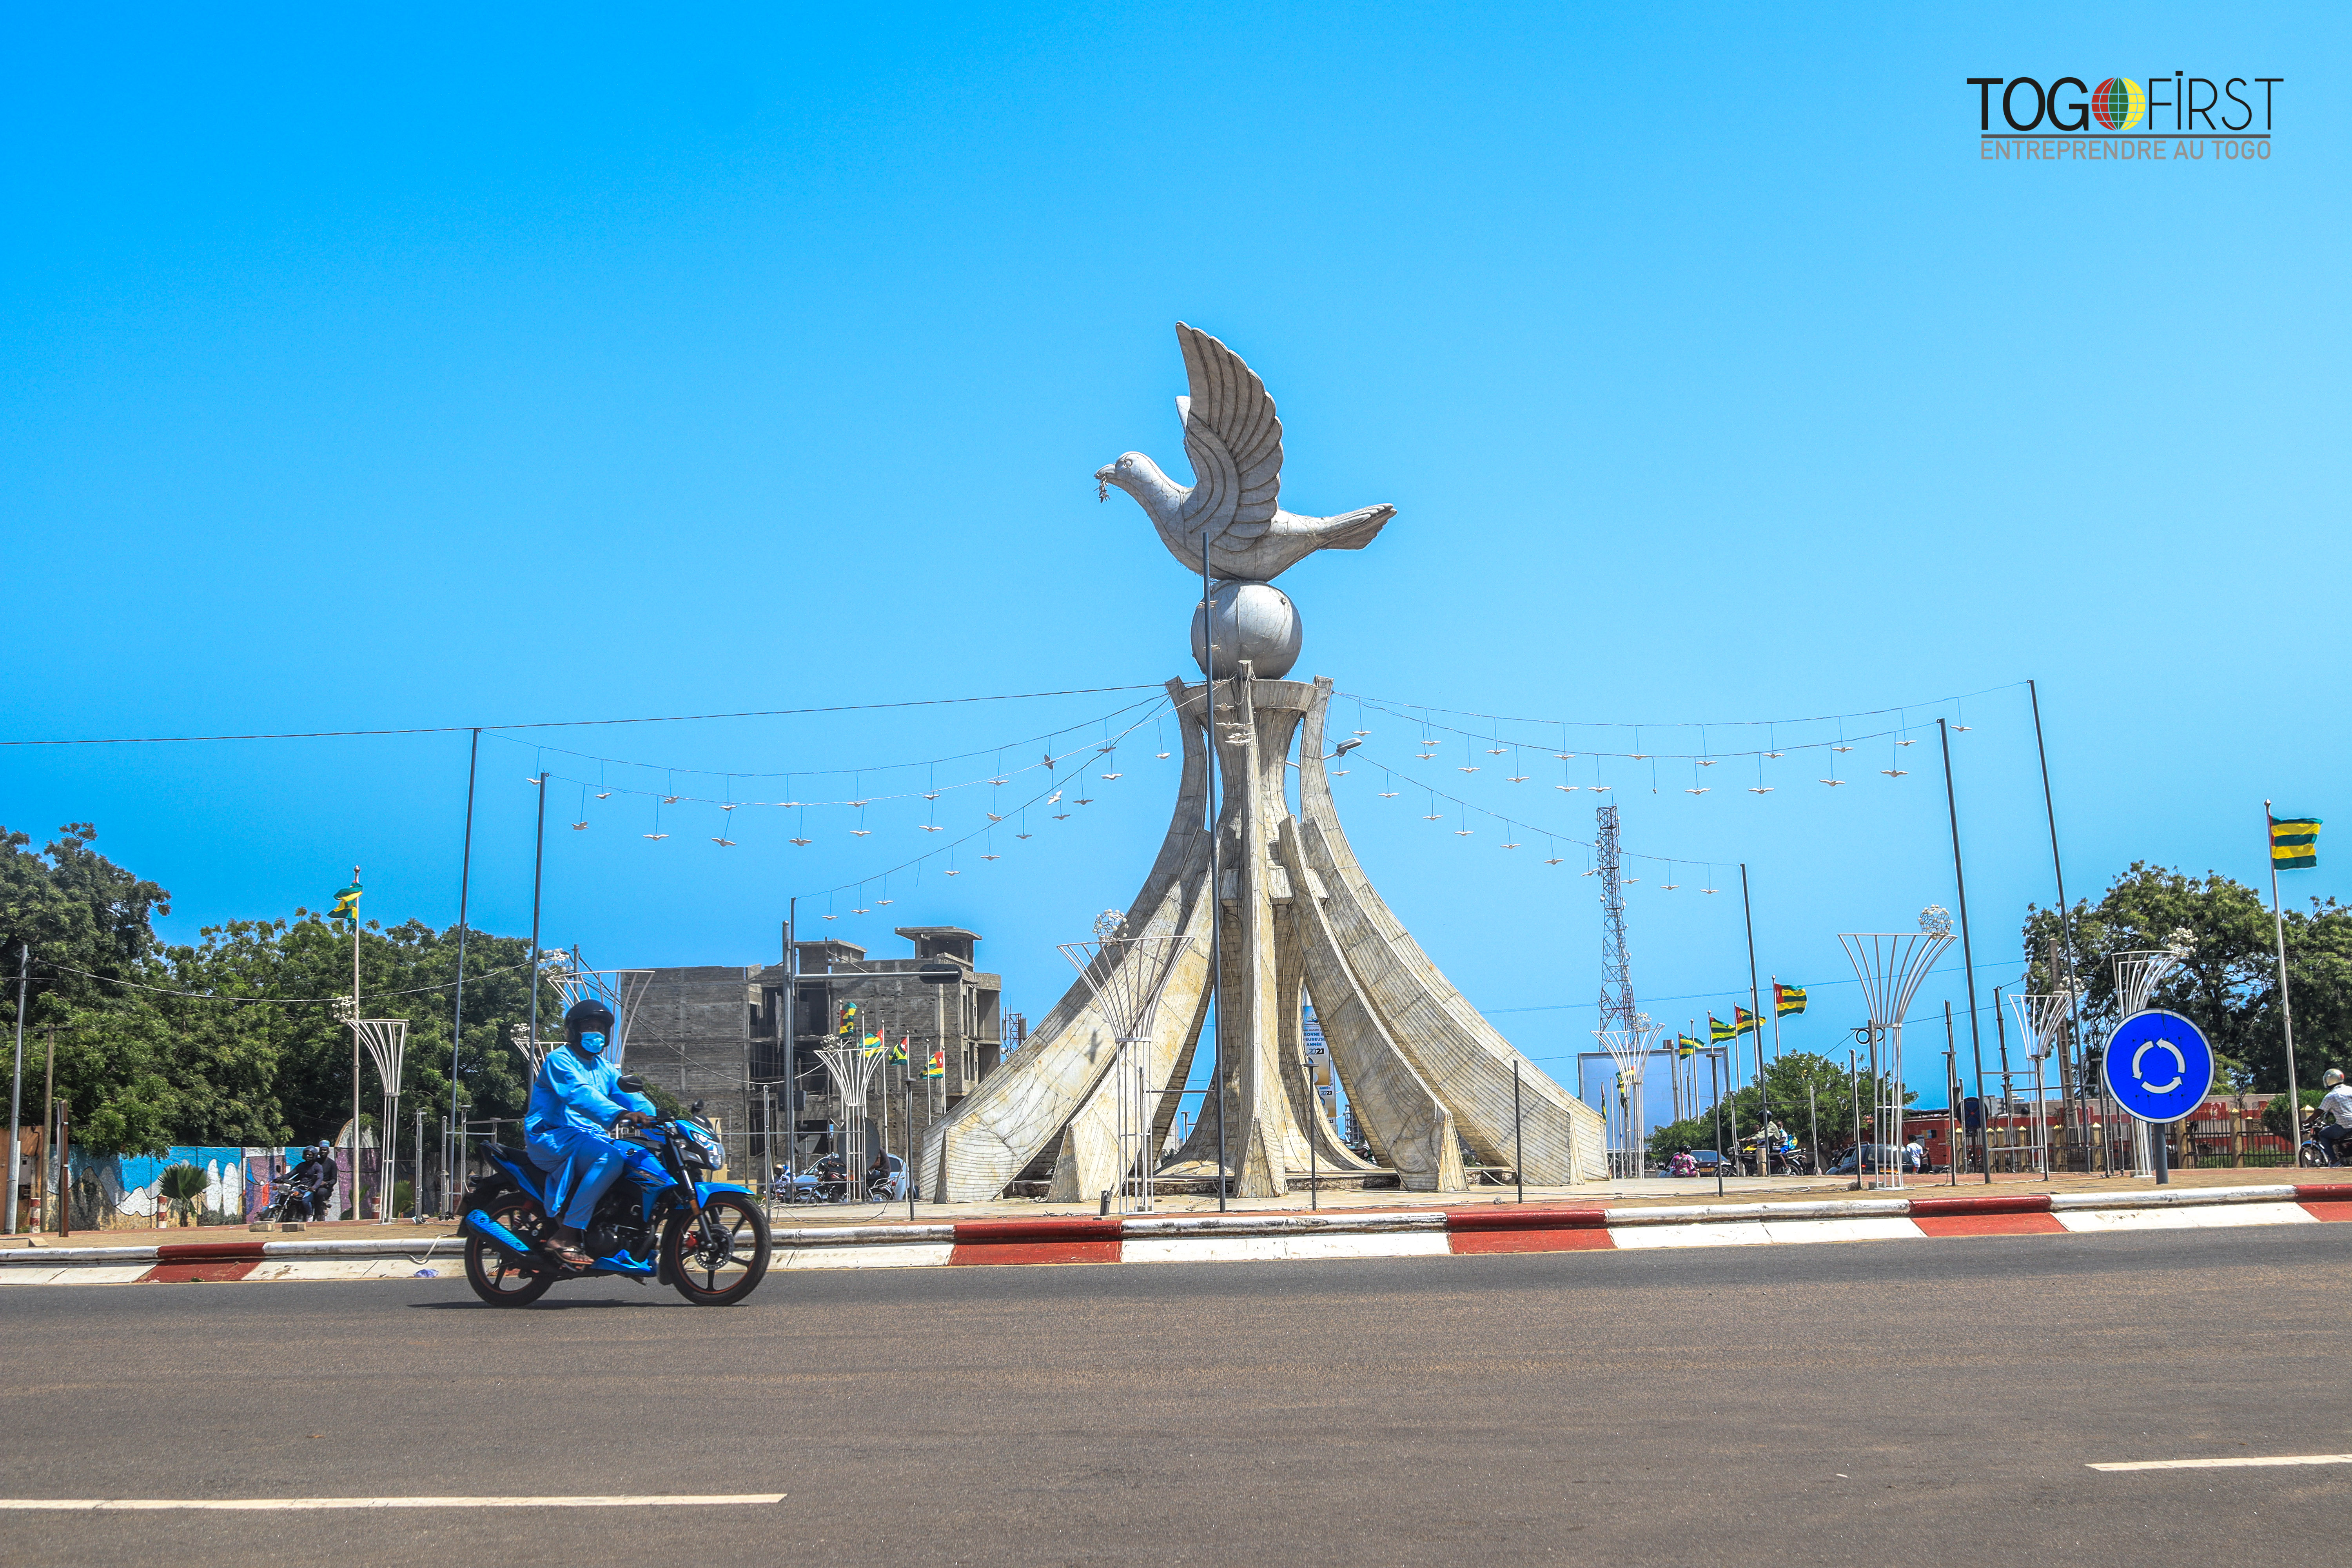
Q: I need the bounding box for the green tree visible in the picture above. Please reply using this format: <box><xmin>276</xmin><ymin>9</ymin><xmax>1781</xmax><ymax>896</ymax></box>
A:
<box><xmin>2020</xmin><ymin>862</ymin><xmax>2352</xmax><ymax>1094</ymax></box>
<box><xmin>2</xmin><ymin>820</ymin><xmax>559</xmax><ymax>1154</ymax></box>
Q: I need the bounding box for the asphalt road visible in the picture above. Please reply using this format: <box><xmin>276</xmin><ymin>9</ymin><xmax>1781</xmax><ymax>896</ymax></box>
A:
<box><xmin>4</xmin><ymin>1226</ymin><xmax>2348</xmax><ymax>1567</ymax></box>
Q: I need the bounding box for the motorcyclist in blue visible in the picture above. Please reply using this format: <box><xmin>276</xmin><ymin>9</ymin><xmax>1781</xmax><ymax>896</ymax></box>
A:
<box><xmin>526</xmin><ymin>998</ymin><xmax>660</xmax><ymax>1266</ymax></box>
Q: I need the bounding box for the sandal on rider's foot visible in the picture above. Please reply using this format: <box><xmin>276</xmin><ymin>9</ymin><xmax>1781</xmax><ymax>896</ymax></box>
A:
<box><xmin>543</xmin><ymin>1237</ymin><xmax>593</xmax><ymax>1267</ymax></box>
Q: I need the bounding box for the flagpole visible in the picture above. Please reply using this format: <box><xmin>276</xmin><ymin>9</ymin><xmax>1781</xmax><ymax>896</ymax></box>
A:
<box><xmin>1768</xmin><ymin>976</ymin><xmax>1783</xmax><ymax>1067</ymax></box>
<box><xmin>1739</xmin><ymin>864</ymin><xmax>1768</xmax><ymax>1153</ymax></box>
<box><xmin>2264</xmin><ymin>800</ymin><xmax>2302</xmax><ymax>1145</ymax></box>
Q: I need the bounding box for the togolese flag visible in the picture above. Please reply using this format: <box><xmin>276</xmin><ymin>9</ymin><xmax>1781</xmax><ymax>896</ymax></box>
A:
<box><xmin>838</xmin><ymin>1002</ymin><xmax>859</xmax><ymax>1036</ymax></box>
<box><xmin>889</xmin><ymin>1037</ymin><xmax>907</xmax><ymax>1064</ymax></box>
<box><xmin>1676</xmin><ymin>1033</ymin><xmax>1702</xmax><ymax>1059</ymax></box>
<box><xmin>1709</xmin><ymin>1014</ymin><xmax>1735</xmax><ymax>1044</ymax></box>
<box><xmin>328</xmin><ymin>881</ymin><xmax>361</xmax><ymax>922</ymax></box>
<box><xmin>2270</xmin><ymin>813</ymin><xmax>2321</xmax><ymax>870</ymax></box>
<box><xmin>924</xmin><ymin>1046</ymin><xmax>946</xmax><ymax>1079</ymax></box>
<box><xmin>1774</xmin><ymin>982</ymin><xmax>1807</xmax><ymax>1018</ymax></box>
<box><xmin>1734</xmin><ymin>1006</ymin><xmax>1759</xmax><ymax>1036</ymax></box>
<box><xmin>861</xmin><ymin>1033</ymin><xmax>884</xmax><ymax>1058</ymax></box>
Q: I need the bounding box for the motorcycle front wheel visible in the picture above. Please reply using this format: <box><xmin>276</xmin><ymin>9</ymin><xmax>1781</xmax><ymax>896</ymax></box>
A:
<box><xmin>464</xmin><ymin>1194</ymin><xmax>557</xmax><ymax>1307</ymax></box>
<box><xmin>2301</xmin><ymin>1145</ymin><xmax>2328</xmax><ymax>1168</ymax></box>
<box><xmin>662</xmin><ymin>1192</ymin><xmax>772</xmax><ymax>1306</ymax></box>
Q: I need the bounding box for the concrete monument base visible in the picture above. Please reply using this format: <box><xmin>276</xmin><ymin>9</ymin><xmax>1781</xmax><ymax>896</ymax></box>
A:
<box><xmin>917</xmin><ymin>673</ymin><xmax>1605</xmax><ymax>1203</ymax></box>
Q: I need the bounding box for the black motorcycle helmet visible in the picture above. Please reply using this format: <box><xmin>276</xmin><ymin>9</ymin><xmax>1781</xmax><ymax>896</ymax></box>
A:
<box><xmin>564</xmin><ymin>997</ymin><xmax>617</xmax><ymax>1054</ymax></box>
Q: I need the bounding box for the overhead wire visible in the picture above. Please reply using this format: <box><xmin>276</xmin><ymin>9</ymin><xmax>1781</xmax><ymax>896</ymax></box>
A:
<box><xmin>32</xmin><ymin>958</ymin><xmax>534</xmax><ymax>1006</ymax></box>
<box><xmin>1342</xmin><ymin>679</ymin><xmax>2028</xmax><ymax>734</ymax></box>
<box><xmin>0</xmin><ymin>683</ymin><xmax>1167</xmax><ymax>748</ymax></box>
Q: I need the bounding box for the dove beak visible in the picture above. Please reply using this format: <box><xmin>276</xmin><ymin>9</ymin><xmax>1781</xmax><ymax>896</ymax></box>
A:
<box><xmin>1094</xmin><ymin>464</ymin><xmax>1116</xmax><ymax>484</ymax></box>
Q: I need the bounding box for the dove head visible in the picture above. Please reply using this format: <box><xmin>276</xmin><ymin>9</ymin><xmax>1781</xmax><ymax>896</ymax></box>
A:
<box><xmin>1096</xmin><ymin>452</ymin><xmax>1183</xmax><ymax>525</ymax></box>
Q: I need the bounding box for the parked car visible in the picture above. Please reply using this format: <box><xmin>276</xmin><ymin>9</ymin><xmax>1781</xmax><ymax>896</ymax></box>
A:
<box><xmin>1681</xmin><ymin>1149</ymin><xmax>1736</xmax><ymax>1177</ymax></box>
<box><xmin>1828</xmin><ymin>1143</ymin><xmax>1921</xmax><ymax>1175</ymax></box>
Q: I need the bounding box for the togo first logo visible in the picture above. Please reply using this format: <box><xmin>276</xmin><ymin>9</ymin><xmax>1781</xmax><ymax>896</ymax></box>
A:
<box><xmin>1970</xmin><ymin>73</ymin><xmax>2280</xmax><ymax>162</ymax></box>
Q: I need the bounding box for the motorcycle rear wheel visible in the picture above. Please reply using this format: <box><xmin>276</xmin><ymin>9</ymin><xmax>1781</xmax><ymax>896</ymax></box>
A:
<box><xmin>662</xmin><ymin>1192</ymin><xmax>771</xmax><ymax>1306</ymax></box>
<box><xmin>464</xmin><ymin>1194</ymin><xmax>558</xmax><ymax>1307</ymax></box>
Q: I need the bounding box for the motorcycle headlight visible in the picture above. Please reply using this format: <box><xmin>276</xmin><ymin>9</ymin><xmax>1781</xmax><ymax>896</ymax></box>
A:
<box><xmin>680</xmin><ymin>1125</ymin><xmax>724</xmax><ymax>1169</ymax></box>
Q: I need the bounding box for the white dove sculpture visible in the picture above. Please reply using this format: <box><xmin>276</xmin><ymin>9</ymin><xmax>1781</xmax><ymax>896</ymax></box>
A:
<box><xmin>1096</xmin><ymin>323</ymin><xmax>1395</xmax><ymax>582</ymax></box>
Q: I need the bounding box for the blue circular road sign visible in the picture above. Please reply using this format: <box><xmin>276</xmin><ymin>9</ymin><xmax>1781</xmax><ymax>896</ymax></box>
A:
<box><xmin>2101</xmin><ymin>1009</ymin><xmax>2216</xmax><ymax>1123</ymax></box>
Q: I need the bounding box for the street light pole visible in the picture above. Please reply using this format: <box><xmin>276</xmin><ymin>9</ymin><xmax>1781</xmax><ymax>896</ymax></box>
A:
<box><xmin>1937</xmin><ymin>718</ymin><xmax>1989</xmax><ymax>1186</ymax></box>
<box><xmin>1739</xmin><ymin>863</ymin><xmax>1769</xmax><ymax>1140</ymax></box>
<box><xmin>1201</xmin><ymin>552</ymin><xmax>1227</xmax><ymax>1212</ymax></box>
<box><xmin>1709</xmin><ymin>1048</ymin><xmax>1724</xmax><ymax>1198</ymax></box>
<box><xmin>2027</xmin><ymin>679</ymin><xmax>2086</xmax><ymax>1167</ymax></box>
<box><xmin>528</xmin><ymin>773</ymin><xmax>548</xmax><ymax>1076</ymax></box>
<box><xmin>448</xmin><ymin>728</ymin><xmax>478</xmax><ymax>1217</ymax></box>
<box><xmin>349</xmin><ymin>865</ymin><xmax>363</xmax><ymax>1221</ymax></box>
<box><xmin>6</xmin><ymin>943</ymin><xmax>26</xmax><ymax>1236</ymax></box>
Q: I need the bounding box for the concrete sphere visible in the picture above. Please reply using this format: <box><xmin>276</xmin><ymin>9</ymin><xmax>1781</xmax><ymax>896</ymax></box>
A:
<box><xmin>1190</xmin><ymin>581</ymin><xmax>1302</xmax><ymax>681</ymax></box>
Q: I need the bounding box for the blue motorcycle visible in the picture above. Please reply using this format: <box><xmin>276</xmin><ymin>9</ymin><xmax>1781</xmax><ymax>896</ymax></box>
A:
<box><xmin>459</xmin><ymin>1079</ymin><xmax>771</xmax><ymax>1307</ymax></box>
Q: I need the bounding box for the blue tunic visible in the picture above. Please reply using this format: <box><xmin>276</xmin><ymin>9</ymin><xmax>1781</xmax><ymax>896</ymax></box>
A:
<box><xmin>526</xmin><ymin>1044</ymin><xmax>659</xmax><ymax>1229</ymax></box>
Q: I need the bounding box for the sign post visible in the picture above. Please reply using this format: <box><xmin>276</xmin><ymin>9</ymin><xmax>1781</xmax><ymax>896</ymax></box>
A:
<box><xmin>2100</xmin><ymin>1010</ymin><xmax>2216</xmax><ymax>1188</ymax></box>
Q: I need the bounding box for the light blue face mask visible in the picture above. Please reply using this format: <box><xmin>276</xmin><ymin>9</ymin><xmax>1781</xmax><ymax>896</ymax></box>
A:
<box><xmin>577</xmin><ymin>1030</ymin><xmax>608</xmax><ymax>1055</ymax></box>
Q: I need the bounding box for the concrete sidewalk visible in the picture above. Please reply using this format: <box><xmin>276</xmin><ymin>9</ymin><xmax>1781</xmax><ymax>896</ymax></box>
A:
<box><xmin>6</xmin><ymin>1163</ymin><xmax>2345</xmax><ymax>1247</ymax></box>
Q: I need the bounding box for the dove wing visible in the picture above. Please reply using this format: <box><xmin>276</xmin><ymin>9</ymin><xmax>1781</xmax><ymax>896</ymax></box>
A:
<box><xmin>1174</xmin><ymin>323</ymin><xmax>1283</xmax><ymax>541</ymax></box>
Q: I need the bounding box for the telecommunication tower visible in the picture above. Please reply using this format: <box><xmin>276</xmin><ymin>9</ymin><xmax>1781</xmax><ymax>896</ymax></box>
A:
<box><xmin>1597</xmin><ymin>803</ymin><xmax>1635</xmax><ymax>1033</ymax></box>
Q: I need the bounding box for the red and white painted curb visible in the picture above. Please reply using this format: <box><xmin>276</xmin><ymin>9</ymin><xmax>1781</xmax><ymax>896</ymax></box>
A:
<box><xmin>6</xmin><ymin>1184</ymin><xmax>2350</xmax><ymax>1284</ymax></box>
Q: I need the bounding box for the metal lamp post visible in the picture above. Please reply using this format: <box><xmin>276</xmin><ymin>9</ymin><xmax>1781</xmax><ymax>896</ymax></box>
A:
<box><xmin>1838</xmin><ymin>908</ymin><xmax>1956</xmax><ymax>1191</ymax></box>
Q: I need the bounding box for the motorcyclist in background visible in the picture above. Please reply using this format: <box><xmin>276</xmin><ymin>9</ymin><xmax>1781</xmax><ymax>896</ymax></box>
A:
<box><xmin>524</xmin><ymin>998</ymin><xmax>661</xmax><ymax>1266</ymax></box>
<box><xmin>286</xmin><ymin>1142</ymin><xmax>338</xmax><ymax>1221</ymax></box>
<box><xmin>2317</xmin><ymin>1068</ymin><xmax>2352</xmax><ymax>1164</ymax></box>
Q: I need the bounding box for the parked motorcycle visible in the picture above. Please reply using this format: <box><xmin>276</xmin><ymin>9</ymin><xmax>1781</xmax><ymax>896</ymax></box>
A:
<box><xmin>459</xmin><ymin>1079</ymin><xmax>771</xmax><ymax>1307</ymax></box>
<box><xmin>773</xmin><ymin>1155</ymin><xmax>848</xmax><ymax>1204</ymax></box>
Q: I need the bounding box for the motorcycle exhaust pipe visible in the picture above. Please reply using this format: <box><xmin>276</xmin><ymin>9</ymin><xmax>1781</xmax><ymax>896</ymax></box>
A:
<box><xmin>462</xmin><ymin>1208</ymin><xmax>537</xmax><ymax>1267</ymax></box>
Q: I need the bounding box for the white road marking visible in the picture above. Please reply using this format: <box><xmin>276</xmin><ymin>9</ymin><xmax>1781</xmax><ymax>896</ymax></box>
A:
<box><xmin>2090</xmin><ymin>1454</ymin><xmax>2352</xmax><ymax>1472</ymax></box>
<box><xmin>0</xmin><ymin>1494</ymin><xmax>784</xmax><ymax>1510</ymax></box>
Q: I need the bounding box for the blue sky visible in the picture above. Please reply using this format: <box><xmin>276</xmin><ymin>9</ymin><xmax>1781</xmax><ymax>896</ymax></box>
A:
<box><xmin>4</xmin><ymin>4</ymin><xmax>2345</xmax><ymax>1120</ymax></box>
